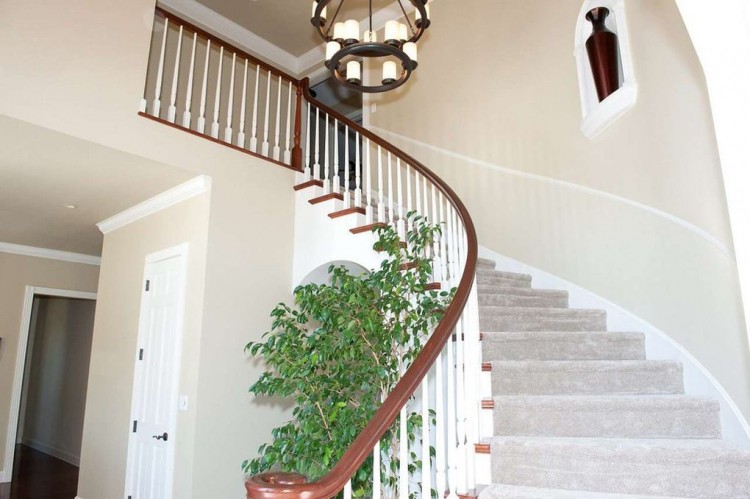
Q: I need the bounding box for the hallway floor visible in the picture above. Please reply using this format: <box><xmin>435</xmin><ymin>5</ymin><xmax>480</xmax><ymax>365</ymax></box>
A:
<box><xmin>0</xmin><ymin>445</ymin><xmax>79</xmax><ymax>499</ymax></box>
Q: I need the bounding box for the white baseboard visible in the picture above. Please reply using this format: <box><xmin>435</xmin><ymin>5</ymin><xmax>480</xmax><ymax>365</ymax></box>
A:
<box><xmin>22</xmin><ymin>438</ymin><xmax>80</xmax><ymax>467</ymax></box>
<box><xmin>479</xmin><ymin>245</ymin><xmax>750</xmax><ymax>449</ymax></box>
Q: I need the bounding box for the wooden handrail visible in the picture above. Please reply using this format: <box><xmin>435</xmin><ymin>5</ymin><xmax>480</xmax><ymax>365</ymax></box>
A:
<box><xmin>154</xmin><ymin>6</ymin><xmax>300</xmax><ymax>85</ymax></box>
<box><xmin>245</xmin><ymin>79</ymin><xmax>478</xmax><ymax>499</ymax></box>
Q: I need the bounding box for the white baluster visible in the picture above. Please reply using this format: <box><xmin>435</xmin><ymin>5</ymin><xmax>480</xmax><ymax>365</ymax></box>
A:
<box><xmin>343</xmin><ymin>480</ymin><xmax>353</xmax><ymax>499</ymax></box>
<box><xmin>210</xmin><ymin>46</ymin><xmax>224</xmax><ymax>139</ymax></box>
<box><xmin>167</xmin><ymin>25</ymin><xmax>183</xmax><ymax>123</ymax></box>
<box><xmin>304</xmin><ymin>101</ymin><xmax>311</xmax><ymax>180</ymax></box>
<box><xmin>431</xmin><ymin>184</ymin><xmax>443</xmax><ymax>282</ymax></box>
<box><xmin>399</xmin><ymin>404</ymin><xmax>408</xmax><ymax>499</ymax></box>
<box><xmin>439</xmin><ymin>193</ymin><xmax>449</xmax><ymax>282</ymax></box>
<box><xmin>355</xmin><ymin>132</ymin><xmax>362</xmax><ymax>207</ymax></box>
<box><xmin>261</xmin><ymin>71</ymin><xmax>271</xmax><ymax>156</ymax></box>
<box><xmin>445</xmin><ymin>251</ymin><xmax>459</xmax><ymax>499</ymax></box>
<box><xmin>387</xmin><ymin>153</ymin><xmax>394</xmax><ymax>225</ymax></box>
<box><xmin>421</xmin><ymin>375</ymin><xmax>432</xmax><ymax>499</ymax></box>
<box><xmin>332</xmin><ymin>119</ymin><xmax>340</xmax><ymax>193</ymax></box>
<box><xmin>237</xmin><ymin>59</ymin><xmax>248</xmax><ymax>147</ymax></box>
<box><xmin>406</xmin><ymin>164</ymin><xmax>413</xmax><ymax>233</ymax></box>
<box><xmin>415</xmin><ymin>173</ymin><xmax>422</xmax><ymax>224</ymax></box>
<box><xmin>372</xmin><ymin>441</ymin><xmax>381</xmax><ymax>498</ymax></box>
<box><xmin>313</xmin><ymin>107</ymin><xmax>321</xmax><ymax>179</ymax></box>
<box><xmin>343</xmin><ymin>126</ymin><xmax>351</xmax><ymax>208</ymax></box>
<box><xmin>273</xmin><ymin>75</ymin><xmax>282</xmax><ymax>160</ymax></box>
<box><xmin>454</xmin><ymin>208</ymin><xmax>468</xmax><ymax>495</ymax></box>
<box><xmin>182</xmin><ymin>32</ymin><xmax>197</xmax><ymax>128</ymax></box>
<box><xmin>224</xmin><ymin>52</ymin><xmax>236</xmax><ymax>142</ymax></box>
<box><xmin>283</xmin><ymin>81</ymin><xmax>293</xmax><ymax>164</ymax></box>
<box><xmin>196</xmin><ymin>39</ymin><xmax>210</xmax><ymax>134</ymax></box>
<box><xmin>377</xmin><ymin>146</ymin><xmax>385</xmax><ymax>223</ymax></box>
<box><xmin>151</xmin><ymin>17</ymin><xmax>169</xmax><ymax>117</ymax></box>
<box><xmin>435</xmin><ymin>351</ymin><xmax>447</xmax><ymax>496</ymax></box>
<box><xmin>396</xmin><ymin>159</ymin><xmax>405</xmax><ymax>240</ymax></box>
<box><xmin>464</xmin><ymin>235</ymin><xmax>480</xmax><ymax>493</ymax></box>
<box><xmin>250</xmin><ymin>65</ymin><xmax>260</xmax><ymax>152</ymax></box>
<box><xmin>365</xmin><ymin>139</ymin><xmax>373</xmax><ymax>224</ymax></box>
<box><xmin>323</xmin><ymin>113</ymin><xmax>330</xmax><ymax>192</ymax></box>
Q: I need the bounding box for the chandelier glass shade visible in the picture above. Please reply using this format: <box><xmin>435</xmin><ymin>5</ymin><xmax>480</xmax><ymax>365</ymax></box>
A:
<box><xmin>311</xmin><ymin>0</ymin><xmax>431</xmax><ymax>93</ymax></box>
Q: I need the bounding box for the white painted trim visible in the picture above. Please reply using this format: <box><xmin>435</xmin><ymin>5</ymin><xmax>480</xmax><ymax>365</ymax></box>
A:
<box><xmin>21</xmin><ymin>438</ymin><xmax>80</xmax><ymax>467</ymax></box>
<box><xmin>97</xmin><ymin>175</ymin><xmax>211</xmax><ymax>235</ymax></box>
<box><xmin>2</xmin><ymin>287</ymin><xmax>97</xmax><ymax>484</ymax></box>
<box><xmin>369</xmin><ymin>125</ymin><xmax>735</xmax><ymax>259</ymax></box>
<box><xmin>0</xmin><ymin>242</ymin><xmax>101</xmax><ymax>266</ymax></box>
<box><xmin>157</xmin><ymin>0</ymin><xmax>300</xmax><ymax>75</ymax></box>
<box><xmin>479</xmin><ymin>245</ymin><xmax>750</xmax><ymax>448</ymax></box>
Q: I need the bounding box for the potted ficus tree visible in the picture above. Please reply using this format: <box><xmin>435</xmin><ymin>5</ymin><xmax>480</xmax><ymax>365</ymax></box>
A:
<box><xmin>244</xmin><ymin>214</ymin><xmax>452</xmax><ymax>498</ymax></box>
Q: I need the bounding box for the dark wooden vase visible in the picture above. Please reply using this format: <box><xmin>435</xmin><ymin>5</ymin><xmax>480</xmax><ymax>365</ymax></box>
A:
<box><xmin>585</xmin><ymin>7</ymin><xmax>621</xmax><ymax>102</ymax></box>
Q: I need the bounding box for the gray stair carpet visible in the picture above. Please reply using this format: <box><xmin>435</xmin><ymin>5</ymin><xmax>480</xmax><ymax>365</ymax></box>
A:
<box><xmin>476</xmin><ymin>258</ymin><xmax>750</xmax><ymax>498</ymax></box>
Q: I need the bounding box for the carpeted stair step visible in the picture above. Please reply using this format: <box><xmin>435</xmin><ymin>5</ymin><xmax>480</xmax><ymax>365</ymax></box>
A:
<box><xmin>477</xmin><ymin>257</ymin><xmax>497</xmax><ymax>269</ymax></box>
<box><xmin>476</xmin><ymin>270</ymin><xmax>532</xmax><ymax>287</ymax></box>
<box><xmin>478</xmin><ymin>289</ymin><xmax>569</xmax><ymax>308</ymax></box>
<box><xmin>482</xmin><ymin>331</ymin><xmax>645</xmax><ymax>361</ymax></box>
<box><xmin>478</xmin><ymin>483</ymin><xmax>680</xmax><ymax>498</ymax></box>
<box><xmin>488</xmin><ymin>436</ymin><xmax>750</xmax><ymax>497</ymax></box>
<box><xmin>489</xmin><ymin>360</ymin><xmax>684</xmax><ymax>395</ymax></box>
<box><xmin>490</xmin><ymin>395</ymin><xmax>721</xmax><ymax>439</ymax></box>
<box><xmin>480</xmin><ymin>306</ymin><xmax>606</xmax><ymax>332</ymax></box>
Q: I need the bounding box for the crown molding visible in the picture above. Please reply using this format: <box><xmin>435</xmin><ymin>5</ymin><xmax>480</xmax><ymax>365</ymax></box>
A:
<box><xmin>0</xmin><ymin>242</ymin><xmax>101</xmax><ymax>266</ymax></box>
<box><xmin>97</xmin><ymin>175</ymin><xmax>212</xmax><ymax>235</ymax></box>
<box><xmin>158</xmin><ymin>0</ymin><xmax>300</xmax><ymax>75</ymax></box>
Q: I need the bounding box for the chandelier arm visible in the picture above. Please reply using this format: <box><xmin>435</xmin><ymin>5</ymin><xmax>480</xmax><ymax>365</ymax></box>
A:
<box><xmin>325</xmin><ymin>0</ymin><xmax>345</xmax><ymax>38</ymax></box>
<box><xmin>396</xmin><ymin>0</ymin><xmax>416</xmax><ymax>38</ymax></box>
<box><xmin>326</xmin><ymin>42</ymin><xmax>413</xmax><ymax>93</ymax></box>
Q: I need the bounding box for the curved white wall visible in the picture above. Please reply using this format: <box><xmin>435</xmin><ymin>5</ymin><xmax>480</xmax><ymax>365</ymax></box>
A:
<box><xmin>368</xmin><ymin>0</ymin><xmax>750</xmax><ymax>420</ymax></box>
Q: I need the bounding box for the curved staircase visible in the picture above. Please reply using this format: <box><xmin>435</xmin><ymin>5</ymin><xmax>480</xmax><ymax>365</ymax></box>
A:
<box><xmin>475</xmin><ymin>257</ymin><xmax>750</xmax><ymax>498</ymax></box>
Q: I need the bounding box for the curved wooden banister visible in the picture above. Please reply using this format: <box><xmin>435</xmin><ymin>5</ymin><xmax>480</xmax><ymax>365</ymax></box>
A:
<box><xmin>245</xmin><ymin>78</ymin><xmax>478</xmax><ymax>499</ymax></box>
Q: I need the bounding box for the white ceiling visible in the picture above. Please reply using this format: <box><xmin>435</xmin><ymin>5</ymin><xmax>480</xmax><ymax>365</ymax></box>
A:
<box><xmin>194</xmin><ymin>0</ymin><xmax>398</xmax><ymax>57</ymax></box>
<box><xmin>0</xmin><ymin>116</ymin><xmax>196</xmax><ymax>256</ymax></box>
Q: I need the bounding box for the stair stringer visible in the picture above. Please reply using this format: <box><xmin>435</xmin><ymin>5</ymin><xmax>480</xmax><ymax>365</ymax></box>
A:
<box><xmin>292</xmin><ymin>181</ymin><xmax>383</xmax><ymax>288</ymax></box>
<box><xmin>477</xmin><ymin>244</ymin><xmax>750</xmax><ymax>450</ymax></box>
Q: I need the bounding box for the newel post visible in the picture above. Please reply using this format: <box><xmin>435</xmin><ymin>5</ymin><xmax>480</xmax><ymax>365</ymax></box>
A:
<box><xmin>291</xmin><ymin>80</ymin><xmax>305</xmax><ymax>171</ymax></box>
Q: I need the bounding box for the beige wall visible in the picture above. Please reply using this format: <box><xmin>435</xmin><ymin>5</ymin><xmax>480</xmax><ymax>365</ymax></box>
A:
<box><xmin>369</xmin><ymin>0</ymin><xmax>750</xmax><ymax>418</ymax></box>
<box><xmin>0</xmin><ymin>253</ymin><xmax>100</xmax><ymax>474</ymax></box>
<box><xmin>0</xmin><ymin>0</ymin><xmax>298</xmax><ymax>497</ymax></box>
<box><xmin>78</xmin><ymin>192</ymin><xmax>210</xmax><ymax>499</ymax></box>
<box><xmin>20</xmin><ymin>296</ymin><xmax>96</xmax><ymax>464</ymax></box>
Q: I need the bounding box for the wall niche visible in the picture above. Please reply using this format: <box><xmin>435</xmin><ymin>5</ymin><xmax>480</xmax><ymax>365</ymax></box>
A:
<box><xmin>574</xmin><ymin>0</ymin><xmax>637</xmax><ymax>138</ymax></box>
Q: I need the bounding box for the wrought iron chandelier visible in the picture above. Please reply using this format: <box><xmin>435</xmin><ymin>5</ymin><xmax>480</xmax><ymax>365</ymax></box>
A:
<box><xmin>310</xmin><ymin>0</ymin><xmax>431</xmax><ymax>93</ymax></box>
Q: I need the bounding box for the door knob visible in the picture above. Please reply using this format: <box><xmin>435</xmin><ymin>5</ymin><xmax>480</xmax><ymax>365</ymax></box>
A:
<box><xmin>152</xmin><ymin>432</ymin><xmax>169</xmax><ymax>441</ymax></box>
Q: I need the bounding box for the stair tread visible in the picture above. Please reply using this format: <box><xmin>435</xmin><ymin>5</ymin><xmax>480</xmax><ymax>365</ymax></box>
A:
<box><xmin>476</xmin><ymin>268</ymin><xmax>532</xmax><ymax>281</ymax></box>
<box><xmin>483</xmin><ymin>331</ymin><xmax>643</xmax><ymax>339</ymax></box>
<box><xmin>479</xmin><ymin>483</ymin><xmax>684</xmax><ymax>499</ymax></box>
<box><xmin>477</xmin><ymin>287</ymin><xmax>568</xmax><ymax>297</ymax></box>
<box><xmin>480</xmin><ymin>306</ymin><xmax>605</xmax><ymax>315</ymax></box>
<box><xmin>489</xmin><ymin>359</ymin><xmax>681</xmax><ymax>370</ymax></box>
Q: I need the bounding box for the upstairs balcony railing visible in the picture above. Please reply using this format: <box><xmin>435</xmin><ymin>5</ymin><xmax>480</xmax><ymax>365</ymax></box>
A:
<box><xmin>140</xmin><ymin>8</ymin><xmax>480</xmax><ymax>498</ymax></box>
<box><xmin>139</xmin><ymin>7</ymin><xmax>302</xmax><ymax>171</ymax></box>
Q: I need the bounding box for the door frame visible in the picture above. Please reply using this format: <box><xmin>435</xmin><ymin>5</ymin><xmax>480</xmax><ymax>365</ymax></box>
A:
<box><xmin>124</xmin><ymin>243</ymin><xmax>189</xmax><ymax>499</ymax></box>
<box><xmin>2</xmin><ymin>286</ymin><xmax>97</xmax><ymax>483</ymax></box>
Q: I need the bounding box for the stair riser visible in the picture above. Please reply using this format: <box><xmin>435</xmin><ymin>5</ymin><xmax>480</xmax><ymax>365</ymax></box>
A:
<box><xmin>476</xmin><ymin>275</ymin><xmax>531</xmax><ymax>287</ymax></box>
<box><xmin>480</xmin><ymin>315</ymin><xmax>606</xmax><ymax>332</ymax></box>
<box><xmin>492</xmin><ymin>399</ymin><xmax>721</xmax><ymax>439</ymax></box>
<box><xmin>490</xmin><ymin>442</ymin><xmax>750</xmax><ymax>497</ymax></box>
<box><xmin>476</xmin><ymin>270</ymin><xmax>532</xmax><ymax>282</ymax></box>
<box><xmin>490</xmin><ymin>363</ymin><xmax>684</xmax><ymax>395</ymax></box>
<box><xmin>479</xmin><ymin>294</ymin><xmax>568</xmax><ymax>308</ymax></box>
<box><xmin>482</xmin><ymin>334</ymin><xmax>646</xmax><ymax>361</ymax></box>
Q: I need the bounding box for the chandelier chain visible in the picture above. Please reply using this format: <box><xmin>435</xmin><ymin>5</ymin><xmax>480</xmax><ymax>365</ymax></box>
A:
<box><xmin>324</xmin><ymin>0</ymin><xmax>346</xmax><ymax>38</ymax></box>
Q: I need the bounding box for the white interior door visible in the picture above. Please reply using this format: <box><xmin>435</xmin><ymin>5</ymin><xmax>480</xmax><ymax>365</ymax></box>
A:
<box><xmin>125</xmin><ymin>245</ymin><xmax>188</xmax><ymax>499</ymax></box>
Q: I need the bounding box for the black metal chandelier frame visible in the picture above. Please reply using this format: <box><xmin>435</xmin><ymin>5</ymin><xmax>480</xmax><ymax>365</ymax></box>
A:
<box><xmin>311</xmin><ymin>0</ymin><xmax>430</xmax><ymax>93</ymax></box>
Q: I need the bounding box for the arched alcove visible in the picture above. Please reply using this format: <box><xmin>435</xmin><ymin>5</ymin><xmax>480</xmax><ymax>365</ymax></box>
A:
<box><xmin>574</xmin><ymin>0</ymin><xmax>638</xmax><ymax>138</ymax></box>
<box><xmin>298</xmin><ymin>260</ymin><xmax>369</xmax><ymax>287</ymax></box>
